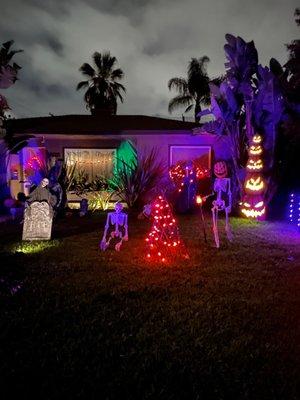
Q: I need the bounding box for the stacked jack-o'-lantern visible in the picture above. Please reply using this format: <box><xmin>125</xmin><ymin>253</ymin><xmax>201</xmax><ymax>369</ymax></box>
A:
<box><xmin>241</xmin><ymin>134</ymin><xmax>266</xmax><ymax>220</ymax></box>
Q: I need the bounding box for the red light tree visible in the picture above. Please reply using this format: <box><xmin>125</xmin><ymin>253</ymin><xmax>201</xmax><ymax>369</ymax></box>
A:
<box><xmin>145</xmin><ymin>195</ymin><xmax>188</xmax><ymax>263</ymax></box>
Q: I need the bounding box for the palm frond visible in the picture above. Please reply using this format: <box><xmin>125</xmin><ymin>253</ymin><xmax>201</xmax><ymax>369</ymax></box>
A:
<box><xmin>168</xmin><ymin>77</ymin><xmax>188</xmax><ymax>94</ymax></box>
<box><xmin>76</xmin><ymin>80</ymin><xmax>89</xmax><ymax>91</ymax></box>
<box><xmin>92</xmin><ymin>51</ymin><xmax>102</xmax><ymax>71</ymax></box>
<box><xmin>110</xmin><ymin>68</ymin><xmax>124</xmax><ymax>80</ymax></box>
<box><xmin>101</xmin><ymin>51</ymin><xmax>117</xmax><ymax>73</ymax></box>
<box><xmin>168</xmin><ymin>94</ymin><xmax>193</xmax><ymax>113</ymax></box>
<box><xmin>79</xmin><ymin>63</ymin><xmax>95</xmax><ymax>77</ymax></box>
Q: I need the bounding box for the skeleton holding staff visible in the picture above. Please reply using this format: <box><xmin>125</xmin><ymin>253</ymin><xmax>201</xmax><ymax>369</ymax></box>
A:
<box><xmin>100</xmin><ymin>202</ymin><xmax>128</xmax><ymax>251</ymax></box>
<box><xmin>211</xmin><ymin>161</ymin><xmax>233</xmax><ymax>248</ymax></box>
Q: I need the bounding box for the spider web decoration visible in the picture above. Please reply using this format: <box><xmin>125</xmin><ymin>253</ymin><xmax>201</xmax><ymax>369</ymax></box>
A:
<box><xmin>145</xmin><ymin>195</ymin><xmax>188</xmax><ymax>263</ymax></box>
<box><xmin>169</xmin><ymin>158</ymin><xmax>210</xmax><ymax>193</ymax></box>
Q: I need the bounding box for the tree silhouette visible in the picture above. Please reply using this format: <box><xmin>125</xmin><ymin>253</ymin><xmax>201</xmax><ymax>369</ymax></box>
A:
<box><xmin>77</xmin><ymin>51</ymin><xmax>125</xmax><ymax>115</ymax></box>
<box><xmin>168</xmin><ymin>56</ymin><xmax>218</xmax><ymax>122</ymax></box>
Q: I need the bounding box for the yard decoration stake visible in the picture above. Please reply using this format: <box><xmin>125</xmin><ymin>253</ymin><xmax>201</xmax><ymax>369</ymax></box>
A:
<box><xmin>211</xmin><ymin>161</ymin><xmax>233</xmax><ymax>248</ymax></box>
<box><xmin>241</xmin><ymin>134</ymin><xmax>266</xmax><ymax>220</ymax></box>
<box><xmin>145</xmin><ymin>195</ymin><xmax>188</xmax><ymax>263</ymax></box>
<box><xmin>288</xmin><ymin>193</ymin><xmax>300</xmax><ymax>228</ymax></box>
<box><xmin>100</xmin><ymin>202</ymin><xmax>128</xmax><ymax>251</ymax></box>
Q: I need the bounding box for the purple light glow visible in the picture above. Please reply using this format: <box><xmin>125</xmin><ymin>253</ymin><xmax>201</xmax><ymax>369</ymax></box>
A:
<box><xmin>288</xmin><ymin>193</ymin><xmax>300</xmax><ymax>228</ymax></box>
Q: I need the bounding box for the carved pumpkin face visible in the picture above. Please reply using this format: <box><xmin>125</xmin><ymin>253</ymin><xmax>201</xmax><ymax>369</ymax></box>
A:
<box><xmin>253</xmin><ymin>134</ymin><xmax>262</xmax><ymax>144</ymax></box>
<box><xmin>245</xmin><ymin>176</ymin><xmax>264</xmax><ymax>193</ymax></box>
<box><xmin>241</xmin><ymin>196</ymin><xmax>265</xmax><ymax>219</ymax></box>
<box><xmin>250</xmin><ymin>145</ymin><xmax>262</xmax><ymax>155</ymax></box>
<box><xmin>214</xmin><ymin>161</ymin><xmax>228</xmax><ymax>178</ymax></box>
<box><xmin>246</xmin><ymin>158</ymin><xmax>263</xmax><ymax>171</ymax></box>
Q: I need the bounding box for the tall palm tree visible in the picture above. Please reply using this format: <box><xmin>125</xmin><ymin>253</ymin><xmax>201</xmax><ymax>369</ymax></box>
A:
<box><xmin>168</xmin><ymin>56</ymin><xmax>212</xmax><ymax>122</ymax></box>
<box><xmin>77</xmin><ymin>51</ymin><xmax>126</xmax><ymax>115</ymax></box>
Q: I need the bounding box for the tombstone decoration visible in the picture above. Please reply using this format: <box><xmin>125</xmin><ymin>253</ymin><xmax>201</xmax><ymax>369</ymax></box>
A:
<box><xmin>22</xmin><ymin>178</ymin><xmax>56</xmax><ymax>241</ymax></box>
<box><xmin>211</xmin><ymin>161</ymin><xmax>233</xmax><ymax>248</ymax></box>
<box><xmin>100</xmin><ymin>202</ymin><xmax>128</xmax><ymax>251</ymax></box>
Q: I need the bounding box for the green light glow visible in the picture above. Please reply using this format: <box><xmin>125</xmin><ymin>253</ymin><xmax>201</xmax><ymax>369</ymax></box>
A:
<box><xmin>115</xmin><ymin>140</ymin><xmax>137</xmax><ymax>175</ymax></box>
<box><xmin>11</xmin><ymin>240</ymin><xmax>60</xmax><ymax>254</ymax></box>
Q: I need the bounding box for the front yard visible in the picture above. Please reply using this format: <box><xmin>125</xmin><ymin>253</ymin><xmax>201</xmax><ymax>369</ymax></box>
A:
<box><xmin>0</xmin><ymin>212</ymin><xmax>299</xmax><ymax>399</ymax></box>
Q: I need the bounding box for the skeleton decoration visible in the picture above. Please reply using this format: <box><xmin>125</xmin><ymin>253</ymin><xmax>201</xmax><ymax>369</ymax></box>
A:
<box><xmin>100</xmin><ymin>202</ymin><xmax>128</xmax><ymax>251</ymax></box>
<box><xmin>211</xmin><ymin>161</ymin><xmax>233</xmax><ymax>248</ymax></box>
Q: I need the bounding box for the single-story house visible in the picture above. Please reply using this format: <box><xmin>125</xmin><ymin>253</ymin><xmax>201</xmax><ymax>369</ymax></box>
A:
<box><xmin>4</xmin><ymin>114</ymin><xmax>230</xmax><ymax>199</ymax></box>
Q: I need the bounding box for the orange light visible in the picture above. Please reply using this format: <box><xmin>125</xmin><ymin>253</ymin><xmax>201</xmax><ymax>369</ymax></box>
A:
<box><xmin>196</xmin><ymin>195</ymin><xmax>202</xmax><ymax>205</ymax></box>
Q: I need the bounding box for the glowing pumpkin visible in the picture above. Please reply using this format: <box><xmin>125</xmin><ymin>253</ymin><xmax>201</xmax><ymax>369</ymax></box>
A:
<box><xmin>241</xmin><ymin>196</ymin><xmax>265</xmax><ymax>219</ymax></box>
<box><xmin>249</xmin><ymin>145</ymin><xmax>262</xmax><ymax>155</ymax></box>
<box><xmin>253</xmin><ymin>134</ymin><xmax>262</xmax><ymax>144</ymax></box>
<box><xmin>214</xmin><ymin>161</ymin><xmax>228</xmax><ymax>178</ymax></box>
<box><xmin>246</xmin><ymin>158</ymin><xmax>263</xmax><ymax>171</ymax></box>
<box><xmin>245</xmin><ymin>176</ymin><xmax>264</xmax><ymax>192</ymax></box>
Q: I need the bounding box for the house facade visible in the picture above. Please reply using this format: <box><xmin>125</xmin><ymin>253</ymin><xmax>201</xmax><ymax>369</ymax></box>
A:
<box><xmin>4</xmin><ymin>114</ymin><xmax>231</xmax><ymax>198</ymax></box>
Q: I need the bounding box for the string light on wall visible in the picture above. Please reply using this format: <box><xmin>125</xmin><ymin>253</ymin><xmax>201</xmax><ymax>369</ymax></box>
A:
<box><xmin>169</xmin><ymin>158</ymin><xmax>210</xmax><ymax>193</ymax></box>
<box><xmin>288</xmin><ymin>193</ymin><xmax>300</xmax><ymax>228</ymax></box>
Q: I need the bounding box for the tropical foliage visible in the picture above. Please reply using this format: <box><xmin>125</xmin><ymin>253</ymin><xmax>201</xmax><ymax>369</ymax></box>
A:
<box><xmin>199</xmin><ymin>34</ymin><xmax>285</xmax><ymax>205</ymax></box>
<box><xmin>89</xmin><ymin>191</ymin><xmax>114</xmax><ymax>211</ymax></box>
<box><xmin>109</xmin><ymin>146</ymin><xmax>165</xmax><ymax>209</ymax></box>
<box><xmin>76</xmin><ymin>51</ymin><xmax>125</xmax><ymax>115</ymax></box>
<box><xmin>168</xmin><ymin>56</ymin><xmax>220</xmax><ymax>122</ymax></box>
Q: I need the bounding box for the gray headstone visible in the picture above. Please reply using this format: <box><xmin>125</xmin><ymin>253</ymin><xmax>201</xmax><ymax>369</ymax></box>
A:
<box><xmin>22</xmin><ymin>201</ymin><xmax>53</xmax><ymax>241</ymax></box>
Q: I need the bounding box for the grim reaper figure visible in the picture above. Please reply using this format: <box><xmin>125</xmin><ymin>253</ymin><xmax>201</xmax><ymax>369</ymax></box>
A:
<box><xmin>27</xmin><ymin>178</ymin><xmax>57</xmax><ymax>212</ymax></box>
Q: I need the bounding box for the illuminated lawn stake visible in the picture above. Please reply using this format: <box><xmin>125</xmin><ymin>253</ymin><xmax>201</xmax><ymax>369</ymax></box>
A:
<box><xmin>288</xmin><ymin>192</ymin><xmax>300</xmax><ymax>229</ymax></box>
<box><xmin>145</xmin><ymin>195</ymin><xmax>188</xmax><ymax>263</ymax></box>
<box><xmin>196</xmin><ymin>195</ymin><xmax>207</xmax><ymax>243</ymax></box>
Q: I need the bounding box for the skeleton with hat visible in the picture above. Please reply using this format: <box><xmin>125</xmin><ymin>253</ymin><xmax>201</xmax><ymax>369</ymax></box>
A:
<box><xmin>211</xmin><ymin>161</ymin><xmax>233</xmax><ymax>248</ymax></box>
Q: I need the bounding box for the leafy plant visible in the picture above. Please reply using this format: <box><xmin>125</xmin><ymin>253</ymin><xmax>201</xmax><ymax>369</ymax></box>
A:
<box><xmin>89</xmin><ymin>191</ymin><xmax>114</xmax><ymax>211</ymax></box>
<box><xmin>109</xmin><ymin>147</ymin><xmax>165</xmax><ymax>208</ymax></box>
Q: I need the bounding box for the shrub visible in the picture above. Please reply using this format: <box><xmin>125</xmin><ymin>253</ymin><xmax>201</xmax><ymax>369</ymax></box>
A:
<box><xmin>109</xmin><ymin>147</ymin><xmax>165</xmax><ymax>208</ymax></box>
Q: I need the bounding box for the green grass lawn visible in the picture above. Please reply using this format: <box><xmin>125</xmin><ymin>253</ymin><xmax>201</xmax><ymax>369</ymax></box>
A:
<box><xmin>0</xmin><ymin>212</ymin><xmax>299</xmax><ymax>399</ymax></box>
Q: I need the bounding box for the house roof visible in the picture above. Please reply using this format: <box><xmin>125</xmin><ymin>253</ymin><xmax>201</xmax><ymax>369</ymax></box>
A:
<box><xmin>5</xmin><ymin>114</ymin><xmax>198</xmax><ymax>135</ymax></box>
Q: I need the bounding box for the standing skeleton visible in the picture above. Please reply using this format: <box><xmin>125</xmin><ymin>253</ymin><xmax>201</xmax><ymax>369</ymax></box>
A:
<box><xmin>100</xmin><ymin>202</ymin><xmax>128</xmax><ymax>251</ymax></box>
<box><xmin>211</xmin><ymin>162</ymin><xmax>233</xmax><ymax>248</ymax></box>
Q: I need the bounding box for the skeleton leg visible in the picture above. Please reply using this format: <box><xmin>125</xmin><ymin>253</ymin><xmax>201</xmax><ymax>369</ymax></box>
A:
<box><xmin>212</xmin><ymin>205</ymin><xmax>220</xmax><ymax>248</ymax></box>
<box><xmin>225</xmin><ymin>207</ymin><xmax>233</xmax><ymax>242</ymax></box>
<box><xmin>115</xmin><ymin>232</ymin><xmax>124</xmax><ymax>251</ymax></box>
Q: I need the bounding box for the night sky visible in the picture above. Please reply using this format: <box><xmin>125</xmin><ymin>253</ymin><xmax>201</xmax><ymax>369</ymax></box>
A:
<box><xmin>0</xmin><ymin>0</ymin><xmax>299</xmax><ymax>119</ymax></box>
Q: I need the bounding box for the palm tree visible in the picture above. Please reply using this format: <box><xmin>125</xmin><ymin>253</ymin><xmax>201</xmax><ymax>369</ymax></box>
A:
<box><xmin>168</xmin><ymin>56</ymin><xmax>213</xmax><ymax>123</ymax></box>
<box><xmin>77</xmin><ymin>51</ymin><xmax>126</xmax><ymax>115</ymax></box>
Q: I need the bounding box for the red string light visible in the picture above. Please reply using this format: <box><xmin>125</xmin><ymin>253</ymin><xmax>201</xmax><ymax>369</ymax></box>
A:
<box><xmin>145</xmin><ymin>195</ymin><xmax>188</xmax><ymax>263</ymax></box>
<box><xmin>169</xmin><ymin>158</ymin><xmax>210</xmax><ymax>193</ymax></box>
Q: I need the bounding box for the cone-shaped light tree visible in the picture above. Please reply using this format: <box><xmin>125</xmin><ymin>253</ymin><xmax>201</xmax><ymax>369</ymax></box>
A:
<box><xmin>241</xmin><ymin>134</ymin><xmax>266</xmax><ymax>219</ymax></box>
<box><xmin>145</xmin><ymin>195</ymin><xmax>188</xmax><ymax>263</ymax></box>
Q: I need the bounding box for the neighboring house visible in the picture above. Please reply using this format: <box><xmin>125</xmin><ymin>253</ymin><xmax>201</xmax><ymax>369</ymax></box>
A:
<box><xmin>4</xmin><ymin>114</ymin><xmax>230</xmax><ymax>198</ymax></box>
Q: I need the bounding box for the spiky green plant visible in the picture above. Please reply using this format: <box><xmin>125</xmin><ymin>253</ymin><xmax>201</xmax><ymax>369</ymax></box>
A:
<box><xmin>109</xmin><ymin>148</ymin><xmax>165</xmax><ymax>208</ymax></box>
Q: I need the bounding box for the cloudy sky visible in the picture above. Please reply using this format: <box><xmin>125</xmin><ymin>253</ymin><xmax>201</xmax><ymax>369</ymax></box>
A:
<box><xmin>0</xmin><ymin>0</ymin><xmax>299</xmax><ymax>119</ymax></box>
